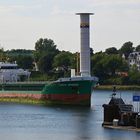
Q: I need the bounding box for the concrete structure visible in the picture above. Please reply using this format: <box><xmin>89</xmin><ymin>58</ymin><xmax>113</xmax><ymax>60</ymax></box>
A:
<box><xmin>128</xmin><ymin>52</ymin><xmax>140</xmax><ymax>70</ymax></box>
<box><xmin>76</xmin><ymin>13</ymin><xmax>93</xmax><ymax>77</ymax></box>
<box><xmin>0</xmin><ymin>62</ymin><xmax>30</xmax><ymax>83</ymax></box>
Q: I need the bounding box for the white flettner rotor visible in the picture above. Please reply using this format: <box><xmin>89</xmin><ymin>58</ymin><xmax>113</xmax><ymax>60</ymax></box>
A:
<box><xmin>76</xmin><ymin>13</ymin><xmax>94</xmax><ymax>77</ymax></box>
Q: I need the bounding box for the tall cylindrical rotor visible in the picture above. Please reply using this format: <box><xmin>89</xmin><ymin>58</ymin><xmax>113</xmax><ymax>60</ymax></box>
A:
<box><xmin>76</xmin><ymin>13</ymin><xmax>93</xmax><ymax>77</ymax></box>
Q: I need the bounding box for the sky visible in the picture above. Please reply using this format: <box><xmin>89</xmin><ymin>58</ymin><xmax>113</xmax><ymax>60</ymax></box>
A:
<box><xmin>0</xmin><ymin>0</ymin><xmax>140</xmax><ymax>52</ymax></box>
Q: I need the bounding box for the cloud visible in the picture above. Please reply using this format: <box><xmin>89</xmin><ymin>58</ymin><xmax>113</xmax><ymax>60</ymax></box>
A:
<box><xmin>0</xmin><ymin>5</ymin><xmax>13</xmax><ymax>15</ymax></box>
<box><xmin>50</xmin><ymin>5</ymin><xmax>74</xmax><ymax>16</ymax></box>
<box><xmin>0</xmin><ymin>1</ymin><xmax>49</xmax><ymax>19</ymax></box>
<box><xmin>0</xmin><ymin>0</ymin><xmax>140</xmax><ymax>52</ymax></box>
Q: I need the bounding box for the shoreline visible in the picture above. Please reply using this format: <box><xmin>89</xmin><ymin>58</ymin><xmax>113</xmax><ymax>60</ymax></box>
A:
<box><xmin>103</xmin><ymin>125</ymin><xmax>140</xmax><ymax>132</ymax></box>
<box><xmin>0</xmin><ymin>97</ymin><xmax>47</xmax><ymax>105</ymax></box>
<box><xmin>94</xmin><ymin>85</ymin><xmax>140</xmax><ymax>91</ymax></box>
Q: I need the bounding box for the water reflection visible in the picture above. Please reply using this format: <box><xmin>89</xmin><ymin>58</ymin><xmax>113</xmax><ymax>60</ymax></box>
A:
<box><xmin>53</xmin><ymin>105</ymin><xmax>99</xmax><ymax>140</ymax></box>
<box><xmin>70</xmin><ymin>107</ymin><xmax>92</xmax><ymax>140</ymax></box>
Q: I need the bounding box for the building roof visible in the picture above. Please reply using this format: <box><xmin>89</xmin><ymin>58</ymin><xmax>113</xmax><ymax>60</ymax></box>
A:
<box><xmin>109</xmin><ymin>97</ymin><xmax>125</xmax><ymax>105</ymax></box>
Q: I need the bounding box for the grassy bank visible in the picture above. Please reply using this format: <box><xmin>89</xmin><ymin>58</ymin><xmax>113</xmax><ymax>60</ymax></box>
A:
<box><xmin>0</xmin><ymin>97</ymin><xmax>53</xmax><ymax>106</ymax></box>
<box><xmin>0</xmin><ymin>97</ymin><xmax>90</xmax><ymax>106</ymax></box>
<box><xmin>94</xmin><ymin>85</ymin><xmax>140</xmax><ymax>91</ymax></box>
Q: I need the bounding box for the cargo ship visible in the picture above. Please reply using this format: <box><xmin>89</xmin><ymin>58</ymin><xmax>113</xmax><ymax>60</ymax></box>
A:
<box><xmin>41</xmin><ymin>13</ymin><xmax>98</xmax><ymax>106</ymax></box>
<box><xmin>0</xmin><ymin>77</ymin><xmax>98</xmax><ymax>106</ymax></box>
<box><xmin>0</xmin><ymin>13</ymin><xmax>98</xmax><ymax>106</ymax></box>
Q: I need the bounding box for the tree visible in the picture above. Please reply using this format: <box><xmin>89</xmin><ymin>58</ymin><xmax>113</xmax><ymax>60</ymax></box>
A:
<box><xmin>90</xmin><ymin>48</ymin><xmax>94</xmax><ymax>56</ymax></box>
<box><xmin>17</xmin><ymin>55</ymin><xmax>34</xmax><ymax>69</ymax></box>
<box><xmin>6</xmin><ymin>49</ymin><xmax>33</xmax><ymax>56</ymax></box>
<box><xmin>128</xmin><ymin>64</ymin><xmax>140</xmax><ymax>85</ymax></box>
<box><xmin>34</xmin><ymin>38</ymin><xmax>59</xmax><ymax>60</ymax></box>
<box><xmin>37</xmin><ymin>54</ymin><xmax>54</xmax><ymax>73</ymax></box>
<box><xmin>0</xmin><ymin>48</ymin><xmax>7</xmax><ymax>61</ymax></box>
<box><xmin>104</xmin><ymin>55</ymin><xmax>128</xmax><ymax>76</ymax></box>
<box><xmin>0</xmin><ymin>48</ymin><xmax>4</xmax><ymax>53</ymax></box>
<box><xmin>119</xmin><ymin>41</ymin><xmax>134</xmax><ymax>58</ymax></box>
<box><xmin>53</xmin><ymin>51</ymin><xmax>72</xmax><ymax>69</ymax></box>
<box><xmin>34</xmin><ymin>38</ymin><xmax>59</xmax><ymax>61</ymax></box>
<box><xmin>105</xmin><ymin>47</ymin><xmax>118</xmax><ymax>54</ymax></box>
<box><xmin>91</xmin><ymin>53</ymin><xmax>108</xmax><ymax>82</ymax></box>
<box><xmin>53</xmin><ymin>51</ymin><xmax>73</xmax><ymax>77</ymax></box>
<box><xmin>91</xmin><ymin>52</ymin><xmax>129</xmax><ymax>84</ymax></box>
<box><xmin>136</xmin><ymin>45</ymin><xmax>140</xmax><ymax>52</ymax></box>
<box><xmin>34</xmin><ymin>38</ymin><xmax>59</xmax><ymax>73</ymax></box>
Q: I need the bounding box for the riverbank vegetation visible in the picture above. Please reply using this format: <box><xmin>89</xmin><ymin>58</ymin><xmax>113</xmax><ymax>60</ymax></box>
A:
<box><xmin>1</xmin><ymin>38</ymin><xmax>140</xmax><ymax>85</ymax></box>
<box><xmin>0</xmin><ymin>97</ymin><xmax>55</xmax><ymax>106</ymax></box>
<box><xmin>95</xmin><ymin>85</ymin><xmax>140</xmax><ymax>91</ymax></box>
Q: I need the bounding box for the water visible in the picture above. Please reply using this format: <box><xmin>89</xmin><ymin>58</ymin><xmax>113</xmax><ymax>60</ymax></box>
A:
<box><xmin>0</xmin><ymin>90</ymin><xmax>140</xmax><ymax>140</ymax></box>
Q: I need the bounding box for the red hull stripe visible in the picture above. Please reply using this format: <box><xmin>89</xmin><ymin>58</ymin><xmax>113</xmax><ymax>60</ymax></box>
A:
<box><xmin>0</xmin><ymin>93</ymin><xmax>91</xmax><ymax>103</ymax></box>
<box><xmin>43</xmin><ymin>94</ymin><xmax>91</xmax><ymax>102</ymax></box>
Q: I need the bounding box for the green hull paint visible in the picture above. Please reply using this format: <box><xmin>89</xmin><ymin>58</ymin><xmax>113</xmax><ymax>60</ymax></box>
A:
<box><xmin>0</xmin><ymin>83</ymin><xmax>45</xmax><ymax>91</ymax></box>
<box><xmin>42</xmin><ymin>80</ymin><xmax>97</xmax><ymax>95</ymax></box>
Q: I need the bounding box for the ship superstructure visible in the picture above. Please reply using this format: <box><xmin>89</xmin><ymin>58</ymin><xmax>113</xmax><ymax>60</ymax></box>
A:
<box><xmin>0</xmin><ymin>62</ymin><xmax>30</xmax><ymax>83</ymax></box>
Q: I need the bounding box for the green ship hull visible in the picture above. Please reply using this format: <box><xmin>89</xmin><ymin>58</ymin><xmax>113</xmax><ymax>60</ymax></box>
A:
<box><xmin>0</xmin><ymin>77</ymin><xmax>98</xmax><ymax>106</ymax></box>
<box><xmin>41</xmin><ymin>77</ymin><xmax>98</xmax><ymax>106</ymax></box>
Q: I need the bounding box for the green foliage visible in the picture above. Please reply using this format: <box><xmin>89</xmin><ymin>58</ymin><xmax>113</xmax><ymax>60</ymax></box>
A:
<box><xmin>90</xmin><ymin>48</ymin><xmax>94</xmax><ymax>55</ymax></box>
<box><xmin>105</xmin><ymin>47</ymin><xmax>118</xmax><ymax>54</ymax></box>
<box><xmin>30</xmin><ymin>71</ymin><xmax>49</xmax><ymax>81</ymax></box>
<box><xmin>0</xmin><ymin>48</ymin><xmax>4</xmax><ymax>53</ymax></box>
<box><xmin>91</xmin><ymin>53</ymin><xmax>107</xmax><ymax>82</ymax></box>
<box><xmin>5</xmin><ymin>49</ymin><xmax>34</xmax><ymax>70</ymax></box>
<box><xmin>53</xmin><ymin>51</ymin><xmax>73</xmax><ymax>70</ymax></box>
<box><xmin>136</xmin><ymin>45</ymin><xmax>140</xmax><ymax>52</ymax></box>
<box><xmin>104</xmin><ymin>76</ymin><xmax>123</xmax><ymax>85</ymax></box>
<box><xmin>6</xmin><ymin>49</ymin><xmax>33</xmax><ymax>56</ymax></box>
<box><xmin>95</xmin><ymin>85</ymin><xmax>140</xmax><ymax>91</ymax></box>
<box><xmin>1</xmin><ymin>39</ymin><xmax>140</xmax><ymax>85</ymax></box>
<box><xmin>53</xmin><ymin>51</ymin><xmax>73</xmax><ymax>78</ymax></box>
<box><xmin>34</xmin><ymin>38</ymin><xmax>59</xmax><ymax>73</ymax></box>
<box><xmin>17</xmin><ymin>55</ymin><xmax>34</xmax><ymax>69</ymax></box>
<box><xmin>37</xmin><ymin>54</ymin><xmax>54</xmax><ymax>73</ymax></box>
<box><xmin>104</xmin><ymin>54</ymin><xmax>127</xmax><ymax>75</ymax></box>
<box><xmin>127</xmin><ymin>65</ymin><xmax>140</xmax><ymax>85</ymax></box>
<box><xmin>119</xmin><ymin>41</ymin><xmax>134</xmax><ymax>58</ymax></box>
<box><xmin>91</xmin><ymin>53</ymin><xmax>129</xmax><ymax>84</ymax></box>
<box><xmin>0</xmin><ymin>48</ymin><xmax>7</xmax><ymax>61</ymax></box>
<box><xmin>35</xmin><ymin>38</ymin><xmax>57</xmax><ymax>52</ymax></box>
<box><xmin>8</xmin><ymin>55</ymin><xmax>34</xmax><ymax>70</ymax></box>
<box><xmin>34</xmin><ymin>38</ymin><xmax>59</xmax><ymax>61</ymax></box>
<box><xmin>70</xmin><ymin>52</ymin><xmax>79</xmax><ymax>71</ymax></box>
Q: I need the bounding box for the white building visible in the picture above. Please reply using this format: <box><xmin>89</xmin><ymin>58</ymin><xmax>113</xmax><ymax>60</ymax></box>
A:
<box><xmin>0</xmin><ymin>62</ymin><xmax>30</xmax><ymax>83</ymax></box>
<box><xmin>128</xmin><ymin>52</ymin><xmax>140</xmax><ymax>70</ymax></box>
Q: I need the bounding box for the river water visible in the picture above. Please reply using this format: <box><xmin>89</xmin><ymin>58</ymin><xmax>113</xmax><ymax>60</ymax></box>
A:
<box><xmin>0</xmin><ymin>90</ymin><xmax>140</xmax><ymax>140</ymax></box>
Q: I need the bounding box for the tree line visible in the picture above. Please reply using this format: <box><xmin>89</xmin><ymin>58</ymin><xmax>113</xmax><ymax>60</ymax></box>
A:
<box><xmin>1</xmin><ymin>38</ymin><xmax>140</xmax><ymax>85</ymax></box>
<box><xmin>92</xmin><ymin>41</ymin><xmax>140</xmax><ymax>85</ymax></box>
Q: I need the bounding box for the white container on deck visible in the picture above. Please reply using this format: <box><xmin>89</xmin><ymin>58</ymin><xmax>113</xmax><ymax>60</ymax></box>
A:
<box><xmin>113</xmin><ymin>119</ymin><xmax>119</xmax><ymax>126</ymax></box>
<box><xmin>71</xmin><ymin>69</ymin><xmax>76</xmax><ymax>77</ymax></box>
